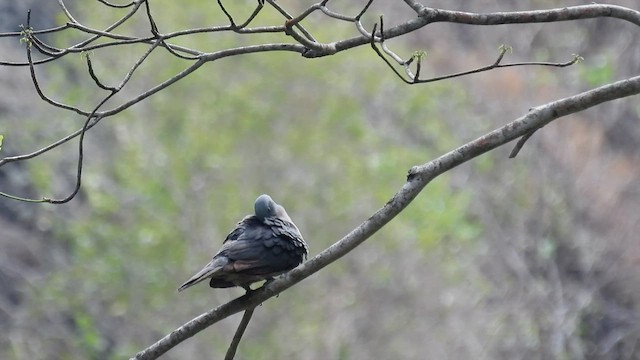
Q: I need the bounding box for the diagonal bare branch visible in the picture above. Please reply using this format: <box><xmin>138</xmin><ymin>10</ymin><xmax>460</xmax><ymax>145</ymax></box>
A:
<box><xmin>129</xmin><ymin>74</ymin><xmax>640</xmax><ymax>360</ymax></box>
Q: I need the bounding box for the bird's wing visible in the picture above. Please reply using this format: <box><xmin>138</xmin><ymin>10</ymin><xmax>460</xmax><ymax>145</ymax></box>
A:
<box><xmin>216</xmin><ymin>216</ymin><xmax>308</xmax><ymax>277</ymax></box>
<box><xmin>221</xmin><ymin>215</ymin><xmax>254</xmax><ymax>244</ymax></box>
<box><xmin>177</xmin><ymin>256</ymin><xmax>227</xmax><ymax>292</ymax></box>
<box><xmin>264</xmin><ymin>217</ymin><xmax>308</xmax><ymax>259</ymax></box>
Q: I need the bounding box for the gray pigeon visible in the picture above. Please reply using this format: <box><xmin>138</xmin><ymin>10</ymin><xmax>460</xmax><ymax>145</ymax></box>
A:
<box><xmin>178</xmin><ymin>194</ymin><xmax>308</xmax><ymax>292</ymax></box>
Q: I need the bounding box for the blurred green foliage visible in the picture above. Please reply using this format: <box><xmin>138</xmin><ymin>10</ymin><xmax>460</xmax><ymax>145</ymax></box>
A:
<box><xmin>580</xmin><ymin>55</ymin><xmax>614</xmax><ymax>86</ymax></box>
<box><xmin>16</xmin><ymin>1</ymin><xmax>483</xmax><ymax>359</ymax></box>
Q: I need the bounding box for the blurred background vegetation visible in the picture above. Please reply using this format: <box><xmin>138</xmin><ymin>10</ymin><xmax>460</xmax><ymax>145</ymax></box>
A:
<box><xmin>0</xmin><ymin>0</ymin><xmax>639</xmax><ymax>359</ymax></box>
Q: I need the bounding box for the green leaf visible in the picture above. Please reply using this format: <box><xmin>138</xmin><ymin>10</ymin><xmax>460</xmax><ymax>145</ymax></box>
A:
<box><xmin>19</xmin><ymin>24</ymin><xmax>33</xmax><ymax>47</ymax></box>
<box><xmin>412</xmin><ymin>50</ymin><xmax>427</xmax><ymax>61</ymax></box>
<box><xmin>0</xmin><ymin>134</ymin><xmax>3</xmax><ymax>152</ymax></box>
<box><xmin>498</xmin><ymin>44</ymin><xmax>513</xmax><ymax>54</ymax></box>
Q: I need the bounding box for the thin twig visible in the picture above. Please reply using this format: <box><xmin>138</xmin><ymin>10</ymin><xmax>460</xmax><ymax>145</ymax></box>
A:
<box><xmin>217</xmin><ymin>0</ymin><xmax>238</xmax><ymax>28</ymax></box>
<box><xmin>29</xmin><ymin>35</ymin><xmax>64</xmax><ymax>56</ymax></box>
<box><xmin>355</xmin><ymin>0</ymin><xmax>375</xmax><ymax>21</ymax></box>
<box><xmin>117</xmin><ymin>39</ymin><xmax>171</xmax><ymax>90</ymax></box>
<box><xmin>97</xmin><ymin>0</ymin><xmax>136</xmax><ymax>9</ymax></box>
<box><xmin>372</xmin><ymin>31</ymin><xmax>583</xmax><ymax>84</ymax></box>
<box><xmin>0</xmin><ymin>118</ymin><xmax>102</xmax><ymax>168</ymax></box>
<box><xmin>224</xmin><ymin>307</ymin><xmax>256</xmax><ymax>360</ymax></box>
<box><xmin>370</xmin><ymin>23</ymin><xmax>413</xmax><ymax>84</ymax></box>
<box><xmin>56</xmin><ymin>0</ymin><xmax>79</xmax><ymax>24</ymax></box>
<box><xmin>69</xmin><ymin>0</ymin><xmax>145</xmax><ymax>50</ymax></box>
<box><xmin>26</xmin><ymin>37</ymin><xmax>89</xmax><ymax>115</ymax></box>
<box><xmin>143</xmin><ymin>0</ymin><xmax>161</xmax><ymax>38</ymax></box>
<box><xmin>267</xmin><ymin>0</ymin><xmax>316</xmax><ymax>42</ymax></box>
<box><xmin>0</xmin><ymin>24</ymin><xmax>69</xmax><ymax>38</ymax></box>
<box><xmin>44</xmin><ymin>98</ymin><xmax>111</xmax><ymax>204</ymax></box>
<box><xmin>217</xmin><ymin>0</ymin><xmax>266</xmax><ymax>30</ymax></box>
<box><xmin>85</xmin><ymin>53</ymin><xmax>117</xmax><ymax>91</ymax></box>
<box><xmin>509</xmin><ymin>128</ymin><xmax>539</xmax><ymax>158</ymax></box>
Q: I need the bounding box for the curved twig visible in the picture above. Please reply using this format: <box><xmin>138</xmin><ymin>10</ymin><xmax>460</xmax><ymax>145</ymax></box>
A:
<box><xmin>509</xmin><ymin>128</ymin><xmax>540</xmax><ymax>158</ymax></box>
<box><xmin>96</xmin><ymin>0</ymin><xmax>136</xmax><ymax>8</ymax></box>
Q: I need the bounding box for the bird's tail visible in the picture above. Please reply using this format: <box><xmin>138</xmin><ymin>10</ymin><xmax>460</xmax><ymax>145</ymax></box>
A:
<box><xmin>177</xmin><ymin>258</ymin><xmax>226</xmax><ymax>292</ymax></box>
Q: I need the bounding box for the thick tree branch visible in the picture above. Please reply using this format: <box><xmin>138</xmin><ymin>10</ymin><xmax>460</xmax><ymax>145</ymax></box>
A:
<box><xmin>405</xmin><ymin>1</ymin><xmax>640</xmax><ymax>27</ymax></box>
<box><xmin>130</xmin><ymin>75</ymin><xmax>640</xmax><ymax>360</ymax></box>
<box><xmin>326</xmin><ymin>3</ymin><xmax>640</xmax><ymax>55</ymax></box>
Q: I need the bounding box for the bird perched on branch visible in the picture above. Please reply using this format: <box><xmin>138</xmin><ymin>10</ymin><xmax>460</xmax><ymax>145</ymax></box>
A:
<box><xmin>178</xmin><ymin>194</ymin><xmax>308</xmax><ymax>293</ymax></box>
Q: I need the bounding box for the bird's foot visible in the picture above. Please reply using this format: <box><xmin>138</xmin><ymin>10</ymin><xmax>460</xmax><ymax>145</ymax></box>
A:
<box><xmin>262</xmin><ymin>278</ymin><xmax>280</xmax><ymax>298</ymax></box>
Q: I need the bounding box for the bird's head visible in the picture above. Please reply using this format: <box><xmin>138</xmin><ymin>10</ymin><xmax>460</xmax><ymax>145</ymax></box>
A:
<box><xmin>255</xmin><ymin>194</ymin><xmax>277</xmax><ymax>220</ymax></box>
<box><xmin>254</xmin><ymin>194</ymin><xmax>292</xmax><ymax>222</ymax></box>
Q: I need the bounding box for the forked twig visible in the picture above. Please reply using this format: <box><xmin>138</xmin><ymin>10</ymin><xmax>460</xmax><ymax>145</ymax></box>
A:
<box><xmin>371</xmin><ymin>17</ymin><xmax>583</xmax><ymax>84</ymax></box>
<box><xmin>217</xmin><ymin>0</ymin><xmax>265</xmax><ymax>31</ymax></box>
